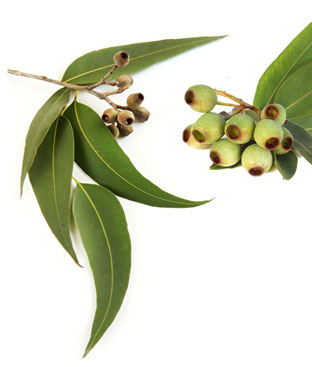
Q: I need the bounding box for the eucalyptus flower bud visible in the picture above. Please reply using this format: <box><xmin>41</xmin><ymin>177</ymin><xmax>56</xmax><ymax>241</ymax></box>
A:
<box><xmin>116</xmin><ymin>75</ymin><xmax>133</xmax><ymax>88</ymax></box>
<box><xmin>102</xmin><ymin>108</ymin><xmax>118</xmax><ymax>123</ymax></box>
<box><xmin>133</xmin><ymin>106</ymin><xmax>150</xmax><ymax>122</ymax></box>
<box><xmin>113</xmin><ymin>51</ymin><xmax>130</xmax><ymax>67</ymax></box>
<box><xmin>107</xmin><ymin>123</ymin><xmax>120</xmax><ymax>138</ymax></box>
<box><xmin>117</xmin><ymin>110</ymin><xmax>135</xmax><ymax>126</ymax></box>
<box><xmin>117</xmin><ymin>123</ymin><xmax>134</xmax><ymax>137</ymax></box>
<box><xmin>127</xmin><ymin>93</ymin><xmax>144</xmax><ymax>108</ymax></box>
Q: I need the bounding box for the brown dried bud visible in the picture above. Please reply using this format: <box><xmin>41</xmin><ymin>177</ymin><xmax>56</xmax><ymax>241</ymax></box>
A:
<box><xmin>102</xmin><ymin>108</ymin><xmax>118</xmax><ymax>123</ymax></box>
<box><xmin>127</xmin><ymin>93</ymin><xmax>144</xmax><ymax>108</ymax></box>
<box><xmin>107</xmin><ymin>123</ymin><xmax>120</xmax><ymax>138</ymax></box>
<box><xmin>117</xmin><ymin>110</ymin><xmax>135</xmax><ymax>126</ymax></box>
<box><xmin>116</xmin><ymin>75</ymin><xmax>133</xmax><ymax>88</ymax></box>
<box><xmin>133</xmin><ymin>106</ymin><xmax>150</xmax><ymax>122</ymax></box>
<box><xmin>117</xmin><ymin>123</ymin><xmax>134</xmax><ymax>137</ymax></box>
<box><xmin>113</xmin><ymin>51</ymin><xmax>130</xmax><ymax>67</ymax></box>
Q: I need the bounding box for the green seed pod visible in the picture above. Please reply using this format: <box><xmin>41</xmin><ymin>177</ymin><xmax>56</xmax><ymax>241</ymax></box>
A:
<box><xmin>184</xmin><ymin>84</ymin><xmax>217</xmax><ymax>113</ymax></box>
<box><xmin>113</xmin><ymin>51</ymin><xmax>130</xmax><ymax>67</ymax></box>
<box><xmin>117</xmin><ymin>110</ymin><xmax>135</xmax><ymax>126</ymax></box>
<box><xmin>182</xmin><ymin>125</ymin><xmax>211</xmax><ymax>150</ymax></box>
<box><xmin>132</xmin><ymin>106</ymin><xmax>150</xmax><ymax>122</ymax></box>
<box><xmin>117</xmin><ymin>123</ymin><xmax>134</xmax><ymax>137</ymax></box>
<box><xmin>209</xmin><ymin>139</ymin><xmax>241</xmax><ymax>167</ymax></box>
<box><xmin>241</xmin><ymin>144</ymin><xmax>273</xmax><ymax>176</ymax></box>
<box><xmin>225</xmin><ymin>114</ymin><xmax>255</xmax><ymax>144</ymax></box>
<box><xmin>116</xmin><ymin>75</ymin><xmax>133</xmax><ymax>88</ymax></box>
<box><xmin>254</xmin><ymin>119</ymin><xmax>283</xmax><ymax>150</ymax></box>
<box><xmin>261</xmin><ymin>103</ymin><xmax>287</xmax><ymax>125</ymax></box>
<box><xmin>191</xmin><ymin>112</ymin><xmax>225</xmax><ymax>144</ymax></box>
<box><xmin>275</xmin><ymin>127</ymin><xmax>294</xmax><ymax>155</ymax></box>
<box><xmin>102</xmin><ymin>108</ymin><xmax>118</xmax><ymax>123</ymax></box>
<box><xmin>107</xmin><ymin>123</ymin><xmax>120</xmax><ymax>138</ymax></box>
<box><xmin>127</xmin><ymin>93</ymin><xmax>144</xmax><ymax>108</ymax></box>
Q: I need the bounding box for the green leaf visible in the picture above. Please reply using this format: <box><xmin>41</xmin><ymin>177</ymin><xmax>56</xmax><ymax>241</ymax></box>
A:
<box><xmin>275</xmin><ymin>151</ymin><xmax>298</xmax><ymax>180</ymax></box>
<box><xmin>62</xmin><ymin>36</ymin><xmax>226</xmax><ymax>85</ymax></box>
<box><xmin>20</xmin><ymin>88</ymin><xmax>71</xmax><ymax>195</ymax></box>
<box><xmin>64</xmin><ymin>99</ymin><xmax>209</xmax><ymax>208</ymax></box>
<box><xmin>274</xmin><ymin>61</ymin><xmax>312</xmax><ymax>133</ymax></box>
<box><xmin>209</xmin><ymin>162</ymin><xmax>241</xmax><ymax>170</ymax></box>
<box><xmin>284</xmin><ymin>120</ymin><xmax>312</xmax><ymax>164</ymax></box>
<box><xmin>253</xmin><ymin>23</ymin><xmax>312</xmax><ymax>109</ymax></box>
<box><xmin>29</xmin><ymin>116</ymin><xmax>79</xmax><ymax>265</ymax></box>
<box><xmin>72</xmin><ymin>182</ymin><xmax>131</xmax><ymax>357</ymax></box>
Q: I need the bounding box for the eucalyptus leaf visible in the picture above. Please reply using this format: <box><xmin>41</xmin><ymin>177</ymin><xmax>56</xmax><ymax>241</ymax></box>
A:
<box><xmin>254</xmin><ymin>23</ymin><xmax>312</xmax><ymax>109</ymax></box>
<box><xmin>274</xmin><ymin>61</ymin><xmax>312</xmax><ymax>133</ymax></box>
<box><xmin>275</xmin><ymin>151</ymin><xmax>298</xmax><ymax>180</ymax></box>
<box><xmin>20</xmin><ymin>88</ymin><xmax>71</xmax><ymax>195</ymax></box>
<box><xmin>64</xmin><ymin>100</ymin><xmax>209</xmax><ymax>208</ymax></box>
<box><xmin>62</xmin><ymin>36</ymin><xmax>226</xmax><ymax>85</ymax></box>
<box><xmin>209</xmin><ymin>162</ymin><xmax>241</xmax><ymax>170</ymax></box>
<box><xmin>284</xmin><ymin>120</ymin><xmax>312</xmax><ymax>164</ymax></box>
<box><xmin>29</xmin><ymin>116</ymin><xmax>78</xmax><ymax>264</ymax></box>
<box><xmin>72</xmin><ymin>183</ymin><xmax>131</xmax><ymax>357</ymax></box>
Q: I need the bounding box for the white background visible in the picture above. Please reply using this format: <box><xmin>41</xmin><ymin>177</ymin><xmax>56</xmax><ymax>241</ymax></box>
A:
<box><xmin>2</xmin><ymin>1</ymin><xmax>312</xmax><ymax>366</ymax></box>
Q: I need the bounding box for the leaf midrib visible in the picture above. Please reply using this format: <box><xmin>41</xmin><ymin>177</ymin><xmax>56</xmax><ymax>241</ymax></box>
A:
<box><xmin>73</xmin><ymin>101</ymin><xmax>197</xmax><ymax>206</ymax></box>
<box><xmin>64</xmin><ymin>38</ymin><xmax>220</xmax><ymax>83</ymax></box>
<box><xmin>76</xmin><ymin>182</ymin><xmax>114</xmax><ymax>352</ymax></box>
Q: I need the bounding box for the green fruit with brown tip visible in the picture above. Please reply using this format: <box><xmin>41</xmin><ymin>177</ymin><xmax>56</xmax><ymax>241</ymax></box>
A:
<box><xmin>182</xmin><ymin>125</ymin><xmax>211</xmax><ymax>150</ymax></box>
<box><xmin>254</xmin><ymin>119</ymin><xmax>283</xmax><ymax>150</ymax></box>
<box><xmin>184</xmin><ymin>84</ymin><xmax>217</xmax><ymax>113</ymax></box>
<box><xmin>275</xmin><ymin>127</ymin><xmax>294</xmax><ymax>155</ymax></box>
<box><xmin>225</xmin><ymin>114</ymin><xmax>255</xmax><ymax>144</ymax></box>
<box><xmin>241</xmin><ymin>144</ymin><xmax>273</xmax><ymax>176</ymax></box>
<box><xmin>209</xmin><ymin>139</ymin><xmax>241</xmax><ymax>167</ymax></box>
<box><xmin>191</xmin><ymin>112</ymin><xmax>225</xmax><ymax>144</ymax></box>
<box><xmin>261</xmin><ymin>103</ymin><xmax>286</xmax><ymax>125</ymax></box>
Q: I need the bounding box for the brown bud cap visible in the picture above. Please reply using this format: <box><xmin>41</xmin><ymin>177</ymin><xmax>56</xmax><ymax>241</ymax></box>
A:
<box><xmin>127</xmin><ymin>93</ymin><xmax>144</xmax><ymax>108</ymax></box>
<box><xmin>102</xmin><ymin>108</ymin><xmax>118</xmax><ymax>123</ymax></box>
<box><xmin>133</xmin><ymin>106</ymin><xmax>150</xmax><ymax>122</ymax></box>
<box><xmin>107</xmin><ymin>123</ymin><xmax>120</xmax><ymax>138</ymax></box>
<box><xmin>117</xmin><ymin>110</ymin><xmax>135</xmax><ymax>126</ymax></box>
<box><xmin>116</xmin><ymin>75</ymin><xmax>133</xmax><ymax>88</ymax></box>
<box><xmin>113</xmin><ymin>51</ymin><xmax>130</xmax><ymax>67</ymax></box>
<box><xmin>117</xmin><ymin>123</ymin><xmax>134</xmax><ymax>137</ymax></box>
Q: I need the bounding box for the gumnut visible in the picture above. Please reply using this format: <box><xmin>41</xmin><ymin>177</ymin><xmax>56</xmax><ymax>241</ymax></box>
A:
<box><xmin>225</xmin><ymin>114</ymin><xmax>255</xmax><ymax>144</ymax></box>
<box><xmin>191</xmin><ymin>112</ymin><xmax>225</xmax><ymax>144</ymax></box>
<box><xmin>209</xmin><ymin>138</ymin><xmax>241</xmax><ymax>167</ymax></box>
<box><xmin>117</xmin><ymin>110</ymin><xmax>135</xmax><ymax>126</ymax></box>
<box><xmin>254</xmin><ymin>119</ymin><xmax>283</xmax><ymax>150</ymax></box>
<box><xmin>184</xmin><ymin>84</ymin><xmax>217</xmax><ymax>113</ymax></box>
<box><xmin>102</xmin><ymin>108</ymin><xmax>118</xmax><ymax>123</ymax></box>
<box><xmin>261</xmin><ymin>103</ymin><xmax>286</xmax><ymax>125</ymax></box>
<box><xmin>116</xmin><ymin>75</ymin><xmax>133</xmax><ymax>88</ymax></box>
<box><xmin>107</xmin><ymin>123</ymin><xmax>120</xmax><ymax>138</ymax></box>
<box><xmin>182</xmin><ymin>125</ymin><xmax>211</xmax><ymax>150</ymax></box>
<box><xmin>127</xmin><ymin>93</ymin><xmax>144</xmax><ymax>108</ymax></box>
<box><xmin>113</xmin><ymin>51</ymin><xmax>130</xmax><ymax>67</ymax></box>
<box><xmin>241</xmin><ymin>144</ymin><xmax>273</xmax><ymax>176</ymax></box>
<box><xmin>274</xmin><ymin>127</ymin><xmax>294</xmax><ymax>155</ymax></box>
<box><xmin>117</xmin><ymin>123</ymin><xmax>134</xmax><ymax>137</ymax></box>
<box><xmin>132</xmin><ymin>106</ymin><xmax>150</xmax><ymax>122</ymax></box>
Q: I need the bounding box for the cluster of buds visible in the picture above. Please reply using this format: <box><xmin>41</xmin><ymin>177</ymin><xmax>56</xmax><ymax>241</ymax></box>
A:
<box><xmin>101</xmin><ymin>51</ymin><xmax>150</xmax><ymax>138</ymax></box>
<box><xmin>183</xmin><ymin>84</ymin><xmax>294</xmax><ymax>177</ymax></box>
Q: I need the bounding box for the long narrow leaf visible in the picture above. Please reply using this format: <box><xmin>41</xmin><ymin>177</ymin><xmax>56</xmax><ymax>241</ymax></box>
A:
<box><xmin>29</xmin><ymin>116</ymin><xmax>78</xmax><ymax>264</ymax></box>
<box><xmin>72</xmin><ymin>183</ymin><xmax>131</xmax><ymax>357</ymax></box>
<box><xmin>62</xmin><ymin>36</ymin><xmax>226</xmax><ymax>85</ymax></box>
